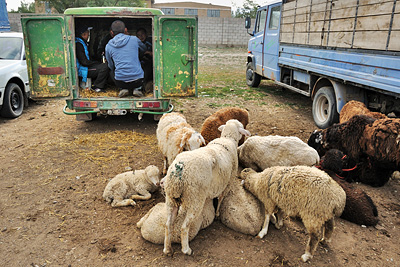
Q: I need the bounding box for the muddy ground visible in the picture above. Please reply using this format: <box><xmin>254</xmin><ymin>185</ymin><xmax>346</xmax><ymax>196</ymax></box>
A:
<box><xmin>0</xmin><ymin>47</ymin><xmax>399</xmax><ymax>266</ymax></box>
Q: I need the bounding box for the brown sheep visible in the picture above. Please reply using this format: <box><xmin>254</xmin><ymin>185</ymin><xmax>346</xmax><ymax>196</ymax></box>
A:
<box><xmin>339</xmin><ymin>100</ymin><xmax>387</xmax><ymax>123</ymax></box>
<box><xmin>319</xmin><ymin>149</ymin><xmax>379</xmax><ymax>226</ymax></box>
<box><xmin>361</xmin><ymin>118</ymin><xmax>400</xmax><ymax>168</ymax></box>
<box><xmin>308</xmin><ymin>115</ymin><xmax>397</xmax><ymax>186</ymax></box>
<box><xmin>200</xmin><ymin>107</ymin><xmax>249</xmax><ymax>145</ymax></box>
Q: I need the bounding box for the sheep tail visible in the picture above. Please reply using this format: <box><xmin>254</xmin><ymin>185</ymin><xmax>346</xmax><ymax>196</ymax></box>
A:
<box><xmin>167</xmin><ymin>161</ymin><xmax>186</xmax><ymax>199</ymax></box>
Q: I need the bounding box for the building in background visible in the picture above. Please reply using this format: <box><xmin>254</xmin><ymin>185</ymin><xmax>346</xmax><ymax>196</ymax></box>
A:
<box><xmin>144</xmin><ymin>1</ymin><xmax>231</xmax><ymax>18</ymax></box>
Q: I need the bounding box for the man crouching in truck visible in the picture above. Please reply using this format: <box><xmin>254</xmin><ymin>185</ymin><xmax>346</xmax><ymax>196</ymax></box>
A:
<box><xmin>75</xmin><ymin>25</ymin><xmax>109</xmax><ymax>93</ymax></box>
<box><xmin>105</xmin><ymin>20</ymin><xmax>147</xmax><ymax>98</ymax></box>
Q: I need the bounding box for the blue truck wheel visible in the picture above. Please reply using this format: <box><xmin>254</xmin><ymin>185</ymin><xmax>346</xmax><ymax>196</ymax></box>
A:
<box><xmin>246</xmin><ymin>62</ymin><xmax>261</xmax><ymax>87</ymax></box>
<box><xmin>312</xmin><ymin>86</ymin><xmax>339</xmax><ymax>129</ymax></box>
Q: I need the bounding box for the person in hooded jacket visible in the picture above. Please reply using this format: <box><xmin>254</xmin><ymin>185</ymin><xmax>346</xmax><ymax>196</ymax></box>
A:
<box><xmin>105</xmin><ymin>20</ymin><xmax>147</xmax><ymax>98</ymax></box>
<box><xmin>75</xmin><ymin>25</ymin><xmax>109</xmax><ymax>92</ymax></box>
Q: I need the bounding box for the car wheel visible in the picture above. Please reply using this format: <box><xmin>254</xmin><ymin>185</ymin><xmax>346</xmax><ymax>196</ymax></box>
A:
<box><xmin>312</xmin><ymin>86</ymin><xmax>339</xmax><ymax>129</ymax></box>
<box><xmin>246</xmin><ymin>62</ymin><xmax>261</xmax><ymax>87</ymax></box>
<box><xmin>1</xmin><ymin>83</ymin><xmax>24</xmax><ymax>118</ymax></box>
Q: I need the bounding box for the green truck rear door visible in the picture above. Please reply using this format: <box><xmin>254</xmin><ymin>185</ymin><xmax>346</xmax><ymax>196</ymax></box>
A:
<box><xmin>155</xmin><ymin>17</ymin><xmax>197</xmax><ymax>97</ymax></box>
<box><xmin>21</xmin><ymin>16</ymin><xmax>72</xmax><ymax>98</ymax></box>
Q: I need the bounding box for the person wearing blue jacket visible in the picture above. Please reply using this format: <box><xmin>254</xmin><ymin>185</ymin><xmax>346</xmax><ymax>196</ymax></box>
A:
<box><xmin>105</xmin><ymin>20</ymin><xmax>147</xmax><ymax>97</ymax></box>
<box><xmin>75</xmin><ymin>25</ymin><xmax>109</xmax><ymax>92</ymax></box>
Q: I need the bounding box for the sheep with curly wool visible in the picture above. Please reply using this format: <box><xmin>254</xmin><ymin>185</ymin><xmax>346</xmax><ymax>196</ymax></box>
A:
<box><xmin>219</xmin><ymin>176</ymin><xmax>265</xmax><ymax>235</ymax></box>
<box><xmin>200</xmin><ymin>107</ymin><xmax>249</xmax><ymax>145</ymax></box>
<box><xmin>307</xmin><ymin>115</ymin><xmax>398</xmax><ymax>186</ymax></box>
<box><xmin>241</xmin><ymin>166</ymin><xmax>346</xmax><ymax>262</ymax></box>
<box><xmin>137</xmin><ymin>198</ymin><xmax>215</xmax><ymax>244</ymax></box>
<box><xmin>163</xmin><ymin>119</ymin><xmax>251</xmax><ymax>256</ymax></box>
<box><xmin>339</xmin><ymin>100</ymin><xmax>387</xmax><ymax>123</ymax></box>
<box><xmin>103</xmin><ymin>165</ymin><xmax>160</xmax><ymax>207</ymax></box>
<box><xmin>238</xmin><ymin>135</ymin><xmax>320</xmax><ymax>171</ymax></box>
<box><xmin>319</xmin><ymin>149</ymin><xmax>379</xmax><ymax>226</ymax></box>
<box><xmin>156</xmin><ymin>112</ymin><xmax>205</xmax><ymax>175</ymax></box>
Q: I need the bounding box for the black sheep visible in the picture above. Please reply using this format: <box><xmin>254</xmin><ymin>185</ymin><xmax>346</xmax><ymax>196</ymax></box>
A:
<box><xmin>308</xmin><ymin>115</ymin><xmax>395</xmax><ymax>187</ymax></box>
<box><xmin>319</xmin><ymin>149</ymin><xmax>379</xmax><ymax>226</ymax></box>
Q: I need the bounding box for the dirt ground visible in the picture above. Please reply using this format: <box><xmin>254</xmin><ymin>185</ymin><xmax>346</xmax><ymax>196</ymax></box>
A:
<box><xmin>1</xmin><ymin>47</ymin><xmax>399</xmax><ymax>267</ymax></box>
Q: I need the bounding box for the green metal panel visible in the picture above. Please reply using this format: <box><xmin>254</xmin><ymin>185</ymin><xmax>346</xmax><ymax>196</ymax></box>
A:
<box><xmin>21</xmin><ymin>16</ymin><xmax>71</xmax><ymax>98</ymax></box>
<box><xmin>157</xmin><ymin>17</ymin><xmax>197</xmax><ymax>97</ymax></box>
<box><xmin>64</xmin><ymin>7</ymin><xmax>163</xmax><ymax>16</ymax></box>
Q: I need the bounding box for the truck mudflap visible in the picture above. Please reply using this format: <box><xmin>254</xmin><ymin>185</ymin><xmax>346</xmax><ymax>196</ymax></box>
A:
<box><xmin>63</xmin><ymin>103</ymin><xmax>174</xmax><ymax>115</ymax></box>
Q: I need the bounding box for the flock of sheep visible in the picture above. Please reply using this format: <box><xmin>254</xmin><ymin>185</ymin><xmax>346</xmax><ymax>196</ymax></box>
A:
<box><xmin>102</xmin><ymin>101</ymin><xmax>399</xmax><ymax>262</ymax></box>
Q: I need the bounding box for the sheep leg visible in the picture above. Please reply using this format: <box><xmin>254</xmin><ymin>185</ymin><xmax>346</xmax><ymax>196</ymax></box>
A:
<box><xmin>162</xmin><ymin>157</ymin><xmax>168</xmax><ymax>175</ymax></box>
<box><xmin>273</xmin><ymin>208</ymin><xmax>284</xmax><ymax>229</ymax></box>
<box><xmin>257</xmin><ymin>213</ymin><xmax>271</xmax><ymax>239</ymax></box>
<box><xmin>181</xmin><ymin>202</ymin><xmax>203</xmax><ymax>255</ymax></box>
<box><xmin>111</xmin><ymin>198</ymin><xmax>136</xmax><ymax>207</ymax></box>
<box><xmin>215</xmin><ymin>191</ymin><xmax>226</xmax><ymax>217</ymax></box>
<box><xmin>163</xmin><ymin>204</ymin><xmax>178</xmax><ymax>256</ymax></box>
<box><xmin>130</xmin><ymin>191</ymin><xmax>151</xmax><ymax>201</ymax></box>
<box><xmin>322</xmin><ymin>218</ymin><xmax>334</xmax><ymax>243</ymax></box>
<box><xmin>302</xmin><ymin>231</ymin><xmax>320</xmax><ymax>262</ymax></box>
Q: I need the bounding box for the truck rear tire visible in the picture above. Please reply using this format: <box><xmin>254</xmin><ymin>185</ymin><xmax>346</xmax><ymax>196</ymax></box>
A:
<box><xmin>0</xmin><ymin>83</ymin><xmax>24</xmax><ymax>118</ymax></box>
<box><xmin>312</xmin><ymin>86</ymin><xmax>339</xmax><ymax>129</ymax></box>
<box><xmin>246</xmin><ymin>62</ymin><xmax>261</xmax><ymax>87</ymax></box>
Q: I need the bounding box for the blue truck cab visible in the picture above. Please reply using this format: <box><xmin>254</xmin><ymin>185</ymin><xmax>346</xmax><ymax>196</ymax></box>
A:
<box><xmin>246</xmin><ymin>0</ymin><xmax>400</xmax><ymax>128</ymax></box>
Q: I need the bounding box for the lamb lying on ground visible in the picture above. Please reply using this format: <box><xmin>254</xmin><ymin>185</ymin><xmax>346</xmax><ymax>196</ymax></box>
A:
<box><xmin>163</xmin><ymin>119</ymin><xmax>251</xmax><ymax>256</ymax></box>
<box><xmin>241</xmin><ymin>166</ymin><xmax>346</xmax><ymax>262</ymax></box>
<box><xmin>156</xmin><ymin>112</ymin><xmax>205</xmax><ymax>175</ymax></box>
<box><xmin>137</xmin><ymin>198</ymin><xmax>215</xmax><ymax>244</ymax></box>
<box><xmin>103</xmin><ymin>165</ymin><xmax>160</xmax><ymax>207</ymax></box>
<box><xmin>219</xmin><ymin>176</ymin><xmax>265</xmax><ymax>236</ymax></box>
<box><xmin>339</xmin><ymin>100</ymin><xmax>387</xmax><ymax>123</ymax></box>
<box><xmin>238</xmin><ymin>135</ymin><xmax>320</xmax><ymax>171</ymax></box>
<box><xmin>200</xmin><ymin>107</ymin><xmax>249</xmax><ymax>145</ymax></box>
<box><xmin>318</xmin><ymin>149</ymin><xmax>378</xmax><ymax>226</ymax></box>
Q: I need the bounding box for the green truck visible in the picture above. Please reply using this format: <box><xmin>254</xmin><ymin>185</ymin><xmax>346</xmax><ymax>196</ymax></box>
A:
<box><xmin>21</xmin><ymin>7</ymin><xmax>197</xmax><ymax>121</ymax></box>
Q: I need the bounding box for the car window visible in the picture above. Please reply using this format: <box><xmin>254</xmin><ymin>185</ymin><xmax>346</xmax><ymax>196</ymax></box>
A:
<box><xmin>0</xmin><ymin>37</ymin><xmax>23</xmax><ymax>60</ymax></box>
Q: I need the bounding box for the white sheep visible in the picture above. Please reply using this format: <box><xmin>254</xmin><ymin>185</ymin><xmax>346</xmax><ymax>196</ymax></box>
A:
<box><xmin>219</xmin><ymin>176</ymin><xmax>265</xmax><ymax>236</ymax></box>
<box><xmin>238</xmin><ymin>135</ymin><xmax>320</xmax><ymax>171</ymax></box>
<box><xmin>241</xmin><ymin>166</ymin><xmax>346</xmax><ymax>262</ymax></box>
<box><xmin>156</xmin><ymin>112</ymin><xmax>205</xmax><ymax>175</ymax></box>
<box><xmin>136</xmin><ymin>198</ymin><xmax>215</xmax><ymax>244</ymax></box>
<box><xmin>163</xmin><ymin>119</ymin><xmax>251</xmax><ymax>256</ymax></box>
<box><xmin>103</xmin><ymin>165</ymin><xmax>160</xmax><ymax>207</ymax></box>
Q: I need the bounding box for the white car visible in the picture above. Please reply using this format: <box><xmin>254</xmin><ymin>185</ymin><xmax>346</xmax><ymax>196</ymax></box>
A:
<box><xmin>0</xmin><ymin>31</ymin><xmax>30</xmax><ymax>118</ymax></box>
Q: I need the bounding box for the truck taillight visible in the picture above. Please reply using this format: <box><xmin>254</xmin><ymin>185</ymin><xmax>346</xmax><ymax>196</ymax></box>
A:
<box><xmin>136</xmin><ymin>101</ymin><xmax>161</xmax><ymax>108</ymax></box>
<box><xmin>73</xmin><ymin>101</ymin><xmax>98</xmax><ymax>108</ymax></box>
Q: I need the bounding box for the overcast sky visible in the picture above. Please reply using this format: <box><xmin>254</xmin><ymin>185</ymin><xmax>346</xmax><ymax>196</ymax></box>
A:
<box><xmin>6</xmin><ymin>0</ymin><xmax>266</xmax><ymax>12</ymax></box>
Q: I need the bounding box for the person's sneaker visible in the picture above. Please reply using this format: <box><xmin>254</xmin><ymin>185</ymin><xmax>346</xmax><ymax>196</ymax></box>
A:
<box><xmin>132</xmin><ymin>88</ymin><xmax>143</xmax><ymax>97</ymax></box>
<box><xmin>118</xmin><ymin>89</ymin><xmax>129</xmax><ymax>97</ymax></box>
<box><xmin>93</xmin><ymin>88</ymin><xmax>104</xmax><ymax>93</ymax></box>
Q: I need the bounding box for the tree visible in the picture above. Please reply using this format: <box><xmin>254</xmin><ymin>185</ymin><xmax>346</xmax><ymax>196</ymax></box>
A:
<box><xmin>47</xmin><ymin>0</ymin><xmax>144</xmax><ymax>14</ymax></box>
<box><xmin>9</xmin><ymin>0</ymin><xmax>35</xmax><ymax>13</ymax></box>
<box><xmin>233</xmin><ymin>0</ymin><xmax>258</xmax><ymax>18</ymax></box>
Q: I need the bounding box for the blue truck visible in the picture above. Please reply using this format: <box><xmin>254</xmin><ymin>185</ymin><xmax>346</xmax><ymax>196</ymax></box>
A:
<box><xmin>245</xmin><ymin>0</ymin><xmax>400</xmax><ymax>128</ymax></box>
<box><xmin>0</xmin><ymin>0</ymin><xmax>10</xmax><ymax>31</ymax></box>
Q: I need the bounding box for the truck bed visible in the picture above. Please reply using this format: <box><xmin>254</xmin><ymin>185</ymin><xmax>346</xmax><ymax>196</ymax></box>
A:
<box><xmin>279</xmin><ymin>44</ymin><xmax>400</xmax><ymax>96</ymax></box>
<box><xmin>280</xmin><ymin>0</ymin><xmax>399</xmax><ymax>52</ymax></box>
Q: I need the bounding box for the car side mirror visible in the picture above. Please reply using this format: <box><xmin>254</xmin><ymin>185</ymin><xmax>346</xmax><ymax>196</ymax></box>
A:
<box><xmin>245</xmin><ymin>17</ymin><xmax>253</xmax><ymax>36</ymax></box>
<box><xmin>245</xmin><ymin>17</ymin><xmax>251</xmax><ymax>29</ymax></box>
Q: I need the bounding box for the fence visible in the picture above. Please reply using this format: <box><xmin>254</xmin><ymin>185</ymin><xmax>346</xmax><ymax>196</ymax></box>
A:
<box><xmin>8</xmin><ymin>13</ymin><xmax>255</xmax><ymax>47</ymax></box>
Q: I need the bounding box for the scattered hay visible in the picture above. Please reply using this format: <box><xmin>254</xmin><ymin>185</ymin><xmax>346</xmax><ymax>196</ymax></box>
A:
<box><xmin>79</xmin><ymin>88</ymin><xmax>119</xmax><ymax>98</ymax></box>
<box><xmin>41</xmin><ymin>131</ymin><xmax>159</xmax><ymax>165</ymax></box>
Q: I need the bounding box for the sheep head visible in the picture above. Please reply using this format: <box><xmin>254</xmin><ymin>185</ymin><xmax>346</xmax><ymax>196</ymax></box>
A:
<box><xmin>218</xmin><ymin>119</ymin><xmax>251</xmax><ymax>144</ymax></box>
<box><xmin>144</xmin><ymin>165</ymin><xmax>161</xmax><ymax>187</ymax></box>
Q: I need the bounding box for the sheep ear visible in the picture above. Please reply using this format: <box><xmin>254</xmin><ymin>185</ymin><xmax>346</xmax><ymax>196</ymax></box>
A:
<box><xmin>199</xmin><ymin>134</ymin><xmax>206</xmax><ymax>146</ymax></box>
<box><xmin>218</xmin><ymin>125</ymin><xmax>225</xmax><ymax>132</ymax></box>
<box><xmin>179</xmin><ymin>131</ymin><xmax>190</xmax><ymax>152</ymax></box>
<box><xmin>239</xmin><ymin>128</ymin><xmax>251</xmax><ymax>137</ymax></box>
